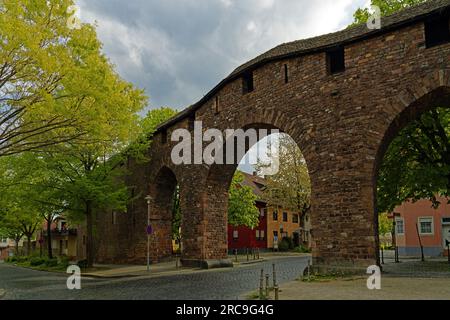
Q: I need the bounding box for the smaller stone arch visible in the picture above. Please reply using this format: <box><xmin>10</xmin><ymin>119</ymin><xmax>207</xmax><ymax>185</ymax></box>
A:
<box><xmin>148</xmin><ymin>165</ymin><xmax>179</xmax><ymax>261</ymax></box>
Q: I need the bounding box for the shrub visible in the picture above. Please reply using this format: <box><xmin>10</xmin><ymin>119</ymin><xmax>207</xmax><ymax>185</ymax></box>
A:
<box><xmin>45</xmin><ymin>258</ymin><xmax>58</xmax><ymax>267</ymax></box>
<box><xmin>294</xmin><ymin>245</ymin><xmax>312</xmax><ymax>253</ymax></box>
<box><xmin>30</xmin><ymin>257</ymin><xmax>46</xmax><ymax>266</ymax></box>
<box><xmin>278</xmin><ymin>239</ymin><xmax>290</xmax><ymax>252</ymax></box>
<box><xmin>16</xmin><ymin>255</ymin><xmax>29</xmax><ymax>263</ymax></box>
<box><xmin>58</xmin><ymin>256</ymin><xmax>70</xmax><ymax>268</ymax></box>
<box><xmin>280</xmin><ymin>237</ymin><xmax>294</xmax><ymax>250</ymax></box>
<box><xmin>6</xmin><ymin>256</ymin><xmax>17</xmax><ymax>263</ymax></box>
<box><xmin>77</xmin><ymin>259</ymin><xmax>88</xmax><ymax>269</ymax></box>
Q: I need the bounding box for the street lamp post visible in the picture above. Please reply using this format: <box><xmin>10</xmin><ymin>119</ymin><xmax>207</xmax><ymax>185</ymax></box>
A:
<box><xmin>145</xmin><ymin>195</ymin><xmax>153</xmax><ymax>272</ymax></box>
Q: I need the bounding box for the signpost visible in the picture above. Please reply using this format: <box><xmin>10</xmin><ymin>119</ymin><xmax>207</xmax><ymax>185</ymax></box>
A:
<box><xmin>145</xmin><ymin>195</ymin><xmax>153</xmax><ymax>272</ymax></box>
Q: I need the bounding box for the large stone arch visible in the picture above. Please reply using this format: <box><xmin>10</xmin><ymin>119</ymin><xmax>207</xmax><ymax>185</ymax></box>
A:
<box><xmin>372</xmin><ymin>80</ymin><xmax>450</xmax><ymax>256</ymax></box>
<box><xmin>198</xmin><ymin>109</ymin><xmax>314</xmax><ymax>264</ymax></box>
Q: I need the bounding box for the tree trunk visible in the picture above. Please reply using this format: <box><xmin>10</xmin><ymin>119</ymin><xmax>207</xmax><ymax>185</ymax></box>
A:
<box><xmin>47</xmin><ymin>217</ymin><xmax>53</xmax><ymax>259</ymax></box>
<box><xmin>26</xmin><ymin>235</ymin><xmax>31</xmax><ymax>256</ymax></box>
<box><xmin>15</xmin><ymin>236</ymin><xmax>20</xmax><ymax>255</ymax></box>
<box><xmin>86</xmin><ymin>200</ymin><xmax>95</xmax><ymax>268</ymax></box>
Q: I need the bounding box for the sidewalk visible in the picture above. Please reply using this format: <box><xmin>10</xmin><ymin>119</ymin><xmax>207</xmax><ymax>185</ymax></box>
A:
<box><xmin>276</xmin><ymin>276</ymin><xmax>450</xmax><ymax>300</ymax></box>
<box><xmin>258</xmin><ymin>258</ymin><xmax>450</xmax><ymax>300</ymax></box>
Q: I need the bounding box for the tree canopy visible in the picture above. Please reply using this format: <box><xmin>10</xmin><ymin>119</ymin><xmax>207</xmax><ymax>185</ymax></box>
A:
<box><xmin>0</xmin><ymin>0</ymin><xmax>146</xmax><ymax>156</ymax></box>
<box><xmin>228</xmin><ymin>171</ymin><xmax>260</xmax><ymax>229</ymax></box>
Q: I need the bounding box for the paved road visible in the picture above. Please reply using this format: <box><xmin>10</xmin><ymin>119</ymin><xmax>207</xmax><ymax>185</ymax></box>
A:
<box><xmin>0</xmin><ymin>256</ymin><xmax>309</xmax><ymax>300</ymax></box>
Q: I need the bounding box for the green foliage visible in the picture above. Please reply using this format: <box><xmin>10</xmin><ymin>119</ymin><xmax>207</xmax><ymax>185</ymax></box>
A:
<box><xmin>228</xmin><ymin>172</ymin><xmax>260</xmax><ymax>229</ymax></box>
<box><xmin>278</xmin><ymin>238</ymin><xmax>291</xmax><ymax>252</ymax></box>
<box><xmin>0</xmin><ymin>0</ymin><xmax>146</xmax><ymax>156</ymax></box>
<box><xmin>294</xmin><ymin>245</ymin><xmax>312</xmax><ymax>253</ymax></box>
<box><xmin>378</xmin><ymin>212</ymin><xmax>393</xmax><ymax>236</ymax></box>
<box><xmin>352</xmin><ymin>0</ymin><xmax>426</xmax><ymax>26</ymax></box>
<box><xmin>172</xmin><ymin>186</ymin><xmax>181</xmax><ymax>241</ymax></box>
<box><xmin>377</xmin><ymin>108</ymin><xmax>450</xmax><ymax>212</ymax></box>
<box><xmin>45</xmin><ymin>258</ymin><xmax>58</xmax><ymax>267</ymax></box>
<box><xmin>30</xmin><ymin>257</ymin><xmax>46</xmax><ymax>266</ymax></box>
<box><xmin>256</xmin><ymin>134</ymin><xmax>311</xmax><ymax>217</ymax></box>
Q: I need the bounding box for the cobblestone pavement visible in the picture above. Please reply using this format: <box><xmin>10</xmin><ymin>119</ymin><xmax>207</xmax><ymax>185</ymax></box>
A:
<box><xmin>0</xmin><ymin>256</ymin><xmax>309</xmax><ymax>300</ymax></box>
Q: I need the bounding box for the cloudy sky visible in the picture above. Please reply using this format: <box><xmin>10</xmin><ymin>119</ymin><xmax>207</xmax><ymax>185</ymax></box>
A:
<box><xmin>76</xmin><ymin>0</ymin><xmax>369</xmax><ymax>112</ymax></box>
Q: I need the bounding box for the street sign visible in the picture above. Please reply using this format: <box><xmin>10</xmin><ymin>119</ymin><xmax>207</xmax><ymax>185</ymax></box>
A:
<box><xmin>146</xmin><ymin>225</ymin><xmax>153</xmax><ymax>235</ymax></box>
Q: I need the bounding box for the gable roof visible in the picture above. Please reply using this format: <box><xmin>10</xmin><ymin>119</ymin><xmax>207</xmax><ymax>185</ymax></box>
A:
<box><xmin>240</xmin><ymin>171</ymin><xmax>266</xmax><ymax>203</ymax></box>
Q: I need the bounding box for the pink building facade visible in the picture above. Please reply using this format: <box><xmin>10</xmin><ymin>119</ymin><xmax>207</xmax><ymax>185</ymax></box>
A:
<box><xmin>393</xmin><ymin>197</ymin><xmax>450</xmax><ymax>257</ymax></box>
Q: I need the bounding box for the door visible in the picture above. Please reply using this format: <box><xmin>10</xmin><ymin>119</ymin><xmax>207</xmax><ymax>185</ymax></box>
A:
<box><xmin>443</xmin><ymin>225</ymin><xmax>450</xmax><ymax>249</ymax></box>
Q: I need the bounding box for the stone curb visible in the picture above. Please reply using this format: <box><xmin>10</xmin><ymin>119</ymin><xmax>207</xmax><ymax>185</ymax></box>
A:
<box><xmin>0</xmin><ymin>289</ymin><xmax>5</xmax><ymax>299</ymax></box>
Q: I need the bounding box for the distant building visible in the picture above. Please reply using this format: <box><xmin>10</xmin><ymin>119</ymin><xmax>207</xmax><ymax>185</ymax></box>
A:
<box><xmin>41</xmin><ymin>217</ymin><xmax>86</xmax><ymax>261</ymax></box>
<box><xmin>392</xmin><ymin>196</ymin><xmax>450</xmax><ymax>257</ymax></box>
<box><xmin>227</xmin><ymin>172</ymin><xmax>311</xmax><ymax>251</ymax></box>
<box><xmin>0</xmin><ymin>238</ymin><xmax>24</xmax><ymax>260</ymax></box>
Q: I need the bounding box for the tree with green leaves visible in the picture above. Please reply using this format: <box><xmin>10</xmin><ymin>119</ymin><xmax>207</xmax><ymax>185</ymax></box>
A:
<box><xmin>0</xmin><ymin>0</ymin><xmax>148</xmax><ymax>156</ymax></box>
<box><xmin>352</xmin><ymin>0</ymin><xmax>450</xmax><ymax>213</ymax></box>
<box><xmin>352</xmin><ymin>0</ymin><xmax>425</xmax><ymax>26</ymax></box>
<box><xmin>256</xmin><ymin>134</ymin><xmax>311</xmax><ymax>222</ymax></box>
<box><xmin>228</xmin><ymin>171</ymin><xmax>260</xmax><ymax>229</ymax></box>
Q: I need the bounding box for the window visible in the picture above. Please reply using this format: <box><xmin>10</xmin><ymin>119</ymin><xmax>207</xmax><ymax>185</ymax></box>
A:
<box><xmin>242</xmin><ymin>71</ymin><xmax>254</xmax><ymax>94</ymax></box>
<box><xmin>326</xmin><ymin>46</ymin><xmax>345</xmax><ymax>74</ymax></box>
<box><xmin>293</xmin><ymin>214</ymin><xmax>299</xmax><ymax>224</ymax></box>
<box><xmin>425</xmin><ymin>14</ymin><xmax>450</xmax><ymax>48</ymax></box>
<box><xmin>419</xmin><ymin>217</ymin><xmax>434</xmax><ymax>235</ymax></box>
<box><xmin>395</xmin><ymin>218</ymin><xmax>404</xmax><ymax>235</ymax></box>
<box><xmin>233</xmin><ymin>230</ymin><xmax>239</xmax><ymax>240</ymax></box>
<box><xmin>284</xmin><ymin>64</ymin><xmax>289</xmax><ymax>83</ymax></box>
<box><xmin>260</xmin><ymin>230</ymin><xmax>265</xmax><ymax>239</ymax></box>
<box><xmin>188</xmin><ymin>114</ymin><xmax>196</xmax><ymax>131</ymax></box>
<box><xmin>214</xmin><ymin>96</ymin><xmax>220</xmax><ymax>114</ymax></box>
<box><xmin>256</xmin><ymin>230</ymin><xmax>260</xmax><ymax>240</ymax></box>
<box><xmin>260</xmin><ymin>208</ymin><xmax>265</xmax><ymax>217</ymax></box>
<box><xmin>273</xmin><ymin>211</ymin><xmax>278</xmax><ymax>221</ymax></box>
<box><xmin>283</xmin><ymin>212</ymin><xmax>288</xmax><ymax>222</ymax></box>
<box><xmin>161</xmin><ymin>129</ymin><xmax>168</xmax><ymax>144</ymax></box>
<box><xmin>443</xmin><ymin>217</ymin><xmax>450</xmax><ymax>224</ymax></box>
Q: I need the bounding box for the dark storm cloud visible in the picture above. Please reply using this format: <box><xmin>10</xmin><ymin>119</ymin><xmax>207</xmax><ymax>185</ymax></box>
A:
<box><xmin>77</xmin><ymin>0</ymin><xmax>367</xmax><ymax>110</ymax></box>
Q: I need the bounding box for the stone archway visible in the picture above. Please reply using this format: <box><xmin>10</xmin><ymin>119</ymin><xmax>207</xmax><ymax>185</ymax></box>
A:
<box><xmin>148</xmin><ymin>166</ymin><xmax>179</xmax><ymax>262</ymax></box>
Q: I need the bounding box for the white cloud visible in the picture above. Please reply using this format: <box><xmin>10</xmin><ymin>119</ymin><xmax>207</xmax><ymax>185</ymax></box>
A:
<box><xmin>76</xmin><ymin>0</ymin><xmax>366</xmax><ymax>110</ymax></box>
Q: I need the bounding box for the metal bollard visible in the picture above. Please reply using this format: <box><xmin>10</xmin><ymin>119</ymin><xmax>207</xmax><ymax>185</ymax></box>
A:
<box><xmin>307</xmin><ymin>260</ymin><xmax>311</xmax><ymax>281</ymax></box>
<box><xmin>234</xmin><ymin>249</ymin><xmax>238</xmax><ymax>262</ymax></box>
<box><xmin>272</xmin><ymin>263</ymin><xmax>277</xmax><ymax>287</ymax></box>
<box><xmin>259</xmin><ymin>269</ymin><xmax>264</xmax><ymax>299</ymax></box>
<box><xmin>274</xmin><ymin>285</ymin><xmax>279</xmax><ymax>300</ymax></box>
<box><xmin>247</xmin><ymin>248</ymin><xmax>249</xmax><ymax>261</ymax></box>
<box><xmin>265</xmin><ymin>274</ymin><xmax>270</xmax><ymax>298</ymax></box>
<box><xmin>257</xmin><ymin>248</ymin><xmax>260</xmax><ymax>260</ymax></box>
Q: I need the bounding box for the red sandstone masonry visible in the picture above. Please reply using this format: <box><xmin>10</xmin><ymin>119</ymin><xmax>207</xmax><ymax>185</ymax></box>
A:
<box><xmin>95</xmin><ymin>2</ymin><xmax>450</xmax><ymax>269</ymax></box>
